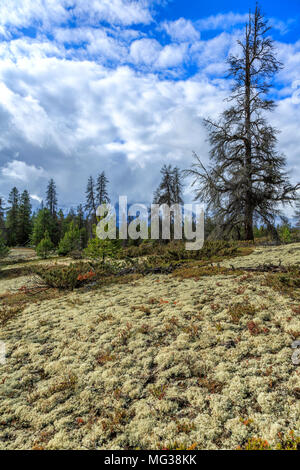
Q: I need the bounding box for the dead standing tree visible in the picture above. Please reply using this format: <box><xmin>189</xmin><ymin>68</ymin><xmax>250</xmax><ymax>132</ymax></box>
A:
<box><xmin>185</xmin><ymin>5</ymin><xmax>300</xmax><ymax>241</ymax></box>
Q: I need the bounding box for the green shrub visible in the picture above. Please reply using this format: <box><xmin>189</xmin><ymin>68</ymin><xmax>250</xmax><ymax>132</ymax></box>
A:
<box><xmin>57</xmin><ymin>222</ymin><xmax>81</xmax><ymax>256</ymax></box>
<box><xmin>279</xmin><ymin>225</ymin><xmax>292</xmax><ymax>244</ymax></box>
<box><xmin>237</xmin><ymin>431</ymin><xmax>300</xmax><ymax>450</ymax></box>
<box><xmin>36</xmin><ymin>231</ymin><xmax>54</xmax><ymax>258</ymax></box>
<box><xmin>33</xmin><ymin>262</ymin><xmax>96</xmax><ymax>290</ymax></box>
<box><xmin>84</xmin><ymin>236</ymin><xmax>121</xmax><ymax>261</ymax></box>
<box><xmin>0</xmin><ymin>235</ymin><xmax>9</xmax><ymax>260</ymax></box>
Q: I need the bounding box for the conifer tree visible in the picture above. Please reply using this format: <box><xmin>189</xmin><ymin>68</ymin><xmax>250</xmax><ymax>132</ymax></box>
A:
<box><xmin>153</xmin><ymin>165</ymin><xmax>184</xmax><ymax>205</ymax></box>
<box><xmin>96</xmin><ymin>171</ymin><xmax>110</xmax><ymax>206</ymax></box>
<box><xmin>46</xmin><ymin>178</ymin><xmax>57</xmax><ymax>217</ymax></box>
<box><xmin>0</xmin><ymin>197</ymin><xmax>6</xmax><ymax>232</ymax></box>
<box><xmin>85</xmin><ymin>176</ymin><xmax>97</xmax><ymax>224</ymax></box>
<box><xmin>153</xmin><ymin>165</ymin><xmax>174</xmax><ymax>206</ymax></box>
<box><xmin>6</xmin><ymin>187</ymin><xmax>19</xmax><ymax>246</ymax></box>
<box><xmin>31</xmin><ymin>208</ymin><xmax>56</xmax><ymax>246</ymax></box>
<box><xmin>76</xmin><ymin>204</ymin><xmax>85</xmax><ymax>229</ymax></box>
<box><xmin>17</xmin><ymin>190</ymin><xmax>32</xmax><ymax>245</ymax></box>
<box><xmin>172</xmin><ymin>167</ymin><xmax>184</xmax><ymax>204</ymax></box>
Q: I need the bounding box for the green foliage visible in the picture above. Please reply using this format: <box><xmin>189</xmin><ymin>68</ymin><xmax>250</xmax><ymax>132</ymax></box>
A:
<box><xmin>33</xmin><ymin>262</ymin><xmax>96</xmax><ymax>290</ymax></box>
<box><xmin>46</xmin><ymin>178</ymin><xmax>57</xmax><ymax>216</ymax></box>
<box><xmin>84</xmin><ymin>220</ymin><xmax>121</xmax><ymax>261</ymax></box>
<box><xmin>31</xmin><ymin>208</ymin><xmax>58</xmax><ymax>246</ymax></box>
<box><xmin>6</xmin><ymin>187</ymin><xmax>19</xmax><ymax>246</ymax></box>
<box><xmin>238</xmin><ymin>431</ymin><xmax>300</xmax><ymax>450</ymax></box>
<box><xmin>57</xmin><ymin>222</ymin><xmax>81</xmax><ymax>256</ymax></box>
<box><xmin>36</xmin><ymin>231</ymin><xmax>54</xmax><ymax>258</ymax></box>
<box><xmin>279</xmin><ymin>224</ymin><xmax>292</xmax><ymax>244</ymax></box>
<box><xmin>262</xmin><ymin>266</ymin><xmax>300</xmax><ymax>298</ymax></box>
<box><xmin>17</xmin><ymin>190</ymin><xmax>32</xmax><ymax>245</ymax></box>
<box><xmin>0</xmin><ymin>235</ymin><xmax>10</xmax><ymax>260</ymax></box>
<box><xmin>84</xmin><ymin>236</ymin><xmax>121</xmax><ymax>261</ymax></box>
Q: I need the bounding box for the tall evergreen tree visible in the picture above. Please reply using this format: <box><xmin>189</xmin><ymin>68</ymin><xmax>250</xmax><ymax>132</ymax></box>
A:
<box><xmin>31</xmin><ymin>208</ymin><xmax>56</xmax><ymax>246</ymax></box>
<box><xmin>0</xmin><ymin>197</ymin><xmax>6</xmax><ymax>231</ymax></box>
<box><xmin>172</xmin><ymin>167</ymin><xmax>184</xmax><ymax>204</ymax></box>
<box><xmin>153</xmin><ymin>165</ymin><xmax>174</xmax><ymax>206</ymax></box>
<box><xmin>46</xmin><ymin>178</ymin><xmax>57</xmax><ymax>217</ymax></box>
<box><xmin>6</xmin><ymin>187</ymin><xmax>19</xmax><ymax>246</ymax></box>
<box><xmin>76</xmin><ymin>204</ymin><xmax>84</xmax><ymax>229</ymax></box>
<box><xmin>185</xmin><ymin>5</ymin><xmax>299</xmax><ymax>240</ymax></box>
<box><xmin>153</xmin><ymin>165</ymin><xmax>184</xmax><ymax>205</ymax></box>
<box><xmin>85</xmin><ymin>176</ymin><xmax>97</xmax><ymax>223</ymax></box>
<box><xmin>17</xmin><ymin>190</ymin><xmax>32</xmax><ymax>245</ymax></box>
<box><xmin>96</xmin><ymin>172</ymin><xmax>110</xmax><ymax>206</ymax></box>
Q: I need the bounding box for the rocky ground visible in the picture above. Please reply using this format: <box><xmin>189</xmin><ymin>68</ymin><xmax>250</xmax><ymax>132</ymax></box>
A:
<box><xmin>0</xmin><ymin>244</ymin><xmax>299</xmax><ymax>450</ymax></box>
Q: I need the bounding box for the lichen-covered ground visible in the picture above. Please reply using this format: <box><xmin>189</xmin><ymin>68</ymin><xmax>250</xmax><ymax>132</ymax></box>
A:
<box><xmin>0</xmin><ymin>244</ymin><xmax>299</xmax><ymax>450</ymax></box>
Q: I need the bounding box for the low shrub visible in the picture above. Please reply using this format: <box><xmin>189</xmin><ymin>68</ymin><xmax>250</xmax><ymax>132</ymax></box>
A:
<box><xmin>262</xmin><ymin>267</ymin><xmax>300</xmax><ymax>298</ymax></box>
<box><xmin>237</xmin><ymin>431</ymin><xmax>300</xmax><ymax>450</ymax></box>
<box><xmin>35</xmin><ymin>231</ymin><xmax>54</xmax><ymax>258</ymax></box>
<box><xmin>84</xmin><ymin>237</ymin><xmax>121</xmax><ymax>261</ymax></box>
<box><xmin>57</xmin><ymin>222</ymin><xmax>81</xmax><ymax>256</ymax></box>
<box><xmin>33</xmin><ymin>262</ymin><xmax>96</xmax><ymax>290</ymax></box>
<box><xmin>228</xmin><ymin>301</ymin><xmax>257</xmax><ymax>324</ymax></box>
<box><xmin>0</xmin><ymin>235</ymin><xmax>9</xmax><ymax>261</ymax></box>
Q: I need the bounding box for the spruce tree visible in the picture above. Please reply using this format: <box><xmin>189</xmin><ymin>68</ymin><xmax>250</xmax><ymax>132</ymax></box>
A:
<box><xmin>31</xmin><ymin>208</ymin><xmax>56</xmax><ymax>246</ymax></box>
<box><xmin>172</xmin><ymin>167</ymin><xmax>184</xmax><ymax>204</ymax></box>
<box><xmin>185</xmin><ymin>5</ymin><xmax>299</xmax><ymax>240</ymax></box>
<box><xmin>96</xmin><ymin>172</ymin><xmax>110</xmax><ymax>206</ymax></box>
<box><xmin>153</xmin><ymin>165</ymin><xmax>174</xmax><ymax>206</ymax></box>
<box><xmin>6</xmin><ymin>187</ymin><xmax>19</xmax><ymax>246</ymax></box>
<box><xmin>0</xmin><ymin>197</ymin><xmax>6</xmax><ymax>232</ymax></box>
<box><xmin>85</xmin><ymin>176</ymin><xmax>97</xmax><ymax>224</ymax></box>
<box><xmin>76</xmin><ymin>204</ymin><xmax>85</xmax><ymax>229</ymax></box>
<box><xmin>17</xmin><ymin>190</ymin><xmax>32</xmax><ymax>245</ymax></box>
<box><xmin>153</xmin><ymin>165</ymin><xmax>184</xmax><ymax>205</ymax></box>
<box><xmin>46</xmin><ymin>178</ymin><xmax>57</xmax><ymax>217</ymax></box>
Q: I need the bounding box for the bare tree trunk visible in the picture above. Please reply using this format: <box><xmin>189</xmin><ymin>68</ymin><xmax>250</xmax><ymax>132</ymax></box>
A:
<box><xmin>244</xmin><ymin>23</ymin><xmax>254</xmax><ymax>241</ymax></box>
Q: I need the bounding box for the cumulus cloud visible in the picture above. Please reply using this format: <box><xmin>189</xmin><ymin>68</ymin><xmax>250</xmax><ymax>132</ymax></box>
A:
<box><xmin>196</xmin><ymin>12</ymin><xmax>249</xmax><ymax>31</ymax></box>
<box><xmin>72</xmin><ymin>0</ymin><xmax>155</xmax><ymax>26</ymax></box>
<box><xmin>1</xmin><ymin>160</ymin><xmax>46</xmax><ymax>182</ymax></box>
<box><xmin>162</xmin><ymin>18</ymin><xmax>200</xmax><ymax>42</ymax></box>
<box><xmin>0</xmin><ymin>0</ymin><xmax>156</xmax><ymax>34</ymax></box>
<box><xmin>130</xmin><ymin>38</ymin><xmax>162</xmax><ymax>65</ymax></box>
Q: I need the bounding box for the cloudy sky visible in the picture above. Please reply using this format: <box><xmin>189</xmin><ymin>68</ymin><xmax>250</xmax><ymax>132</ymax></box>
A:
<box><xmin>0</xmin><ymin>0</ymin><xmax>299</xmax><ymax>213</ymax></box>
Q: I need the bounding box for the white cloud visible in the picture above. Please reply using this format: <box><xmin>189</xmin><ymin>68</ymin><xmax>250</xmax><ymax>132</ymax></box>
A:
<box><xmin>30</xmin><ymin>193</ymin><xmax>43</xmax><ymax>203</ymax></box>
<box><xmin>72</xmin><ymin>0</ymin><xmax>154</xmax><ymax>26</ymax></box>
<box><xmin>195</xmin><ymin>11</ymin><xmax>293</xmax><ymax>35</ymax></box>
<box><xmin>0</xmin><ymin>0</ymin><xmax>155</xmax><ymax>34</ymax></box>
<box><xmin>130</xmin><ymin>38</ymin><xmax>162</xmax><ymax>65</ymax></box>
<box><xmin>157</xmin><ymin>43</ymin><xmax>188</xmax><ymax>68</ymax></box>
<box><xmin>162</xmin><ymin>18</ymin><xmax>200</xmax><ymax>42</ymax></box>
<box><xmin>130</xmin><ymin>39</ymin><xmax>187</xmax><ymax>68</ymax></box>
<box><xmin>196</xmin><ymin>12</ymin><xmax>249</xmax><ymax>31</ymax></box>
<box><xmin>54</xmin><ymin>27</ymin><xmax>128</xmax><ymax>61</ymax></box>
<box><xmin>1</xmin><ymin>160</ymin><xmax>46</xmax><ymax>182</ymax></box>
<box><xmin>0</xmin><ymin>0</ymin><xmax>69</xmax><ymax>32</ymax></box>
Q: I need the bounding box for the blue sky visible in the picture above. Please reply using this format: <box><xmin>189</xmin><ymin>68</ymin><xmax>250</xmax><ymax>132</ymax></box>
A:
<box><xmin>0</xmin><ymin>0</ymin><xmax>299</xmax><ymax>216</ymax></box>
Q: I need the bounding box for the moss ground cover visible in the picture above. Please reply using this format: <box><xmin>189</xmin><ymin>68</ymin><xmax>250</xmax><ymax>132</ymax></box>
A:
<box><xmin>0</xmin><ymin>244</ymin><xmax>299</xmax><ymax>449</ymax></box>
